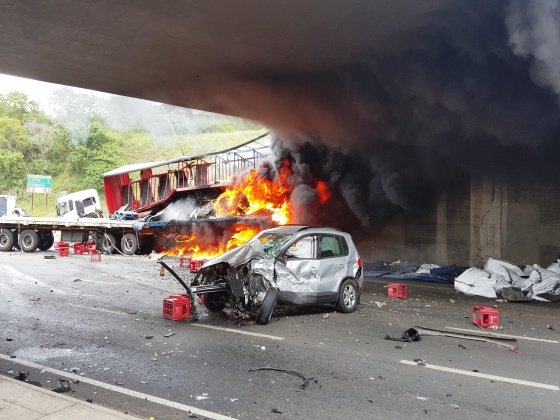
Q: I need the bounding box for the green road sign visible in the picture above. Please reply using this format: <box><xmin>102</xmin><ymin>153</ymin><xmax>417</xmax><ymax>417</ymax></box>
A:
<box><xmin>27</xmin><ymin>175</ymin><xmax>52</xmax><ymax>194</ymax></box>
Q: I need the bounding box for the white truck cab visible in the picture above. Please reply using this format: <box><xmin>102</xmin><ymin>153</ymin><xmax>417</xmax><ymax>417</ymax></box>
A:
<box><xmin>56</xmin><ymin>189</ymin><xmax>102</xmax><ymax>219</ymax></box>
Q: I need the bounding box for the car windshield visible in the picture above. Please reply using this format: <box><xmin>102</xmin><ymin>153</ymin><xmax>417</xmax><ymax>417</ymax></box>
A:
<box><xmin>251</xmin><ymin>231</ymin><xmax>294</xmax><ymax>256</ymax></box>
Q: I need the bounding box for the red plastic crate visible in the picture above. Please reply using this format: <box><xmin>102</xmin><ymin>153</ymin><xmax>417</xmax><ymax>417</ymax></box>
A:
<box><xmin>87</xmin><ymin>243</ymin><xmax>96</xmax><ymax>253</ymax></box>
<box><xmin>90</xmin><ymin>251</ymin><xmax>101</xmax><ymax>262</ymax></box>
<box><xmin>472</xmin><ymin>306</ymin><xmax>499</xmax><ymax>328</ymax></box>
<box><xmin>190</xmin><ymin>259</ymin><xmax>205</xmax><ymax>272</ymax></box>
<box><xmin>388</xmin><ymin>283</ymin><xmax>408</xmax><ymax>299</ymax></box>
<box><xmin>74</xmin><ymin>243</ymin><xmax>85</xmax><ymax>255</ymax></box>
<box><xmin>57</xmin><ymin>245</ymin><xmax>70</xmax><ymax>257</ymax></box>
<box><xmin>179</xmin><ymin>256</ymin><xmax>189</xmax><ymax>268</ymax></box>
<box><xmin>163</xmin><ymin>296</ymin><xmax>191</xmax><ymax>320</ymax></box>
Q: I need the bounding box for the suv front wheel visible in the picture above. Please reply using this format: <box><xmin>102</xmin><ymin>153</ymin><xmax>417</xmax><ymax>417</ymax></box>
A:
<box><xmin>337</xmin><ymin>278</ymin><xmax>358</xmax><ymax>313</ymax></box>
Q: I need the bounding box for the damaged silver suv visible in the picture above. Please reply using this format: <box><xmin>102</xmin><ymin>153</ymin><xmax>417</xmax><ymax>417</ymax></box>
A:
<box><xmin>191</xmin><ymin>225</ymin><xmax>364</xmax><ymax>325</ymax></box>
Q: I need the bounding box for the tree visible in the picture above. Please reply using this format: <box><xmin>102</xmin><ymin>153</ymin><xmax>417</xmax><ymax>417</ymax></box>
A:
<box><xmin>0</xmin><ymin>92</ymin><xmax>45</xmax><ymax>122</ymax></box>
<box><xmin>0</xmin><ymin>117</ymin><xmax>30</xmax><ymax>153</ymax></box>
<box><xmin>0</xmin><ymin>150</ymin><xmax>26</xmax><ymax>191</ymax></box>
<box><xmin>50</xmin><ymin>88</ymin><xmax>103</xmax><ymax>142</ymax></box>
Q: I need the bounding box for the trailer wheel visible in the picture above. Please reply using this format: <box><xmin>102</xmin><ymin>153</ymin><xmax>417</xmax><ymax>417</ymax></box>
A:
<box><xmin>0</xmin><ymin>228</ymin><xmax>15</xmax><ymax>252</ymax></box>
<box><xmin>256</xmin><ymin>287</ymin><xmax>279</xmax><ymax>325</ymax></box>
<box><xmin>98</xmin><ymin>232</ymin><xmax>119</xmax><ymax>254</ymax></box>
<box><xmin>19</xmin><ymin>229</ymin><xmax>39</xmax><ymax>252</ymax></box>
<box><xmin>38</xmin><ymin>231</ymin><xmax>54</xmax><ymax>251</ymax></box>
<box><xmin>121</xmin><ymin>233</ymin><xmax>138</xmax><ymax>255</ymax></box>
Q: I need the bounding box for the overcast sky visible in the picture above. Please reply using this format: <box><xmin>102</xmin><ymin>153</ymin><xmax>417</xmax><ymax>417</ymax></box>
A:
<box><xmin>0</xmin><ymin>73</ymin><xmax>112</xmax><ymax>115</ymax></box>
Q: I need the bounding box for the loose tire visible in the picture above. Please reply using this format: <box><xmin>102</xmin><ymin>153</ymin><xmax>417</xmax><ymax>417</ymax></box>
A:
<box><xmin>38</xmin><ymin>231</ymin><xmax>54</xmax><ymax>251</ymax></box>
<box><xmin>19</xmin><ymin>229</ymin><xmax>39</xmax><ymax>253</ymax></box>
<box><xmin>121</xmin><ymin>233</ymin><xmax>138</xmax><ymax>255</ymax></box>
<box><xmin>202</xmin><ymin>292</ymin><xmax>228</xmax><ymax>312</ymax></box>
<box><xmin>0</xmin><ymin>229</ymin><xmax>14</xmax><ymax>252</ymax></box>
<box><xmin>98</xmin><ymin>232</ymin><xmax>119</xmax><ymax>254</ymax></box>
<box><xmin>336</xmin><ymin>278</ymin><xmax>359</xmax><ymax>313</ymax></box>
<box><xmin>256</xmin><ymin>287</ymin><xmax>279</xmax><ymax>325</ymax></box>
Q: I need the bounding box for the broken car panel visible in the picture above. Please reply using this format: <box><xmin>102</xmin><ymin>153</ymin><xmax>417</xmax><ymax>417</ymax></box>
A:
<box><xmin>191</xmin><ymin>225</ymin><xmax>364</xmax><ymax>324</ymax></box>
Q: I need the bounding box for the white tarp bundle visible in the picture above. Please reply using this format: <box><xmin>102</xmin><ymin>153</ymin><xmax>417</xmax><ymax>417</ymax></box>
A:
<box><xmin>454</xmin><ymin>267</ymin><xmax>497</xmax><ymax>298</ymax></box>
<box><xmin>454</xmin><ymin>257</ymin><xmax>560</xmax><ymax>302</ymax></box>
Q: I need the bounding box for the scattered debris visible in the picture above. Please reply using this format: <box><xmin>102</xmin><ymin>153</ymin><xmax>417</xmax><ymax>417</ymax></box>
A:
<box><xmin>412</xmin><ymin>326</ymin><xmax>518</xmax><ymax>351</ymax></box>
<box><xmin>260</xmin><ymin>346</ymin><xmax>266</xmax><ymax>351</ymax></box>
<box><xmin>29</xmin><ymin>298</ymin><xmax>41</xmax><ymax>302</ymax></box>
<box><xmin>187</xmin><ymin>412</ymin><xmax>198</xmax><ymax>418</ymax></box>
<box><xmin>394</xmin><ymin>345</ymin><xmax>403</xmax><ymax>349</ymax></box>
<box><xmin>449</xmin><ymin>299</ymin><xmax>455</xmax><ymax>303</ymax></box>
<box><xmin>163</xmin><ymin>332</ymin><xmax>175</xmax><ymax>338</ymax></box>
<box><xmin>86</xmin><ymin>398</ymin><xmax>93</xmax><ymax>403</ymax></box>
<box><xmin>125</xmin><ymin>309</ymin><xmax>137</xmax><ymax>314</ymax></box>
<box><xmin>374</xmin><ymin>301</ymin><xmax>387</xmax><ymax>309</ymax></box>
<box><xmin>547</xmin><ymin>325</ymin><xmax>554</xmax><ymax>331</ymax></box>
<box><xmin>416</xmin><ymin>396</ymin><xmax>429</xmax><ymax>401</ymax></box>
<box><xmin>455</xmin><ymin>257</ymin><xmax>560</xmax><ymax>302</ymax></box>
<box><xmin>458</xmin><ymin>343</ymin><xmax>468</xmax><ymax>350</ymax></box>
<box><xmin>6</xmin><ymin>338</ymin><xmax>13</xmax><ymax>341</ymax></box>
<box><xmin>271</xmin><ymin>408</ymin><xmax>283</xmax><ymax>414</ymax></box>
<box><xmin>44</xmin><ymin>255</ymin><xmax>56</xmax><ymax>259</ymax></box>
<box><xmin>145</xmin><ymin>335</ymin><xmax>154</xmax><ymax>339</ymax></box>
<box><xmin>323</xmin><ymin>313</ymin><xmax>330</xmax><ymax>319</ymax></box>
<box><xmin>51</xmin><ymin>379</ymin><xmax>71</xmax><ymax>393</ymax></box>
<box><xmin>385</xmin><ymin>328</ymin><xmax>421</xmax><ymax>343</ymax></box>
<box><xmin>14</xmin><ymin>372</ymin><xmax>27</xmax><ymax>381</ymax></box>
<box><xmin>450</xmin><ymin>404</ymin><xmax>460</xmax><ymax>409</ymax></box>
<box><xmin>72</xmin><ymin>278</ymin><xmax>82</xmax><ymax>282</ymax></box>
<box><xmin>249</xmin><ymin>367</ymin><xmax>310</xmax><ymax>390</ymax></box>
<box><xmin>195</xmin><ymin>393</ymin><xmax>209</xmax><ymax>400</ymax></box>
<box><xmin>414</xmin><ymin>359</ymin><xmax>426</xmax><ymax>366</ymax></box>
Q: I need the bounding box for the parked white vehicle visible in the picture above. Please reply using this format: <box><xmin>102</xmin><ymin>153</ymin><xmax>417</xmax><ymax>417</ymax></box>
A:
<box><xmin>56</xmin><ymin>189</ymin><xmax>102</xmax><ymax>218</ymax></box>
<box><xmin>0</xmin><ymin>195</ymin><xmax>27</xmax><ymax>218</ymax></box>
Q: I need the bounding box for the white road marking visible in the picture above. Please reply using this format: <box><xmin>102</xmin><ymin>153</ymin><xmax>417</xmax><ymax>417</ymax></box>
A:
<box><xmin>0</xmin><ymin>264</ymin><xmax>67</xmax><ymax>294</ymax></box>
<box><xmin>191</xmin><ymin>323</ymin><xmax>285</xmax><ymax>341</ymax></box>
<box><xmin>0</xmin><ymin>353</ymin><xmax>237</xmax><ymax>420</ymax></box>
<box><xmin>445</xmin><ymin>326</ymin><xmax>559</xmax><ymax>344</ymax></box>
<box><xmin>400</xmin><ymin>359</ymin><xmax>559</xmax><ymax>391</ymax></box>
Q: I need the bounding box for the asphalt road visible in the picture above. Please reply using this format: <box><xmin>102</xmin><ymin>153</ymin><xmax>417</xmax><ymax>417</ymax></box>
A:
<box><xmin>1</xmin><ymin>250</ymin><xmax>559</xmax><ymax>419</ymax></box>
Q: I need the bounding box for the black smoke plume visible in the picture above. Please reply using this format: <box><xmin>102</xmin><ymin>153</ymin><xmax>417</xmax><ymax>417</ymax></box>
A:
<box><xmin>201</xmin><ymin>1</ymin><xmax>560</xmax><ymax>231</ymax></box>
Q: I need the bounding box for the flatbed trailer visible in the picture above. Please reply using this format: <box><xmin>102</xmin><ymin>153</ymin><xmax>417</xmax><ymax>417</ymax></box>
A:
<box><xmin>0</xmin><ymin>217</ymin><xmax>154</xmax><ymax>255</ymax></box>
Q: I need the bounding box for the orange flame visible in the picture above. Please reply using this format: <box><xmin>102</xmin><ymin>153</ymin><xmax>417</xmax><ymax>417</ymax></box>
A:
<box><xmin>213</xmin><ymin>160</ymin><xmax>293</xmax><ymax>225</ymax></box>
<box><xmin>162</xmin><ymin>160</ymin><xmax>331</xmax><ymax>259</ymax></box>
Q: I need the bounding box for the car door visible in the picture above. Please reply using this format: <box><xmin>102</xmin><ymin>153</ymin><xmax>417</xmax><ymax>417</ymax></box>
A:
<box><xmin>277</xmin><ymin>234</ymin><xmax>321</xmax><ymax>294</ymax></box>
<box><xmin>318</xmin><ymin>234</ymin><xmax>349</xmax><ymax>294</ymax></box>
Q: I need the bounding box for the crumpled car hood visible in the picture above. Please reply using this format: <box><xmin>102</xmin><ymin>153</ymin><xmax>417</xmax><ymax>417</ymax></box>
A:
<box><xmin>201</xmin><ymin>240</ymin><xmax>266</xmax><ymax>269</ymax></box>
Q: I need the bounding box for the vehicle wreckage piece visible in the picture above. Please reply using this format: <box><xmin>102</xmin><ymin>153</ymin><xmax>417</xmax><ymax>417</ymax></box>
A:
<box><xmin>249</xmin><ymin>367</ymin><xmax>311</xmax><ymax>390</ymax></box>
<box><xmin>412</xmin><ymin>326</ymin><xmax>518</xmax><ymax>351</ymax></box>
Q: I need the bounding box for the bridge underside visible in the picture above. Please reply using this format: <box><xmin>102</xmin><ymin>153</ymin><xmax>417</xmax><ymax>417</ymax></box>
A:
<box><xmin>0</xmin><ymin>0</ymin><xmax>444</xmax><ymax>116</ymax></box>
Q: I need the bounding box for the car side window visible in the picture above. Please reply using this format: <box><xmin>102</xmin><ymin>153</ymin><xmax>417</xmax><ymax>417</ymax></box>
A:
<box><xmin>320</xmin><ymin>235</ymin><xmax>348</xmax><ymax>258</ymax></box>
<box><xmin>285</xmin><ymin>235</ymin><xmax>317</xmax><ymax>259</ymax></box>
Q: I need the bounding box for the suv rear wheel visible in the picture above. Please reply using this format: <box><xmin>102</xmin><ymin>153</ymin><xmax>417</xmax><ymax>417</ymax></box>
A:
<box><xmin>337</xmin><ymin>278</ymin><xmax>358</xmax><ymax>313</ymax></box>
